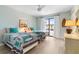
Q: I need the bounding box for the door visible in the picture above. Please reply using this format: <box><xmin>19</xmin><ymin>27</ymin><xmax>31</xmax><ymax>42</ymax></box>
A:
<box><xmin>49</xmin><ymin>18</ymin><xmax>55</xmax><ymax>36</ymax></box>
<box><xmin>46</xmin><ymin>18</ymin><xmax>55</xmax><ymax>36</ymax></box>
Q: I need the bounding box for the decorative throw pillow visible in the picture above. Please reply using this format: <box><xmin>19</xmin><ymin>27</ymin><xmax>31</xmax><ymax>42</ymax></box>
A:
<box><xmin>10</xmin><ymin>28</ymin><xmax>18</xmax><ymax>33</ymax></box>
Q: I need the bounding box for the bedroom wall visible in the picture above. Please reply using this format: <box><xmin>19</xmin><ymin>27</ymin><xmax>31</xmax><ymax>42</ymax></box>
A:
<box><xmin>59</xmin><ymin>11</ymin><xmax>71</xmax><ymax>39</ymax></box>
<box><xmin>35</xmin><ymin>16</ymin><xmax>61</xmax><ymax>38</ymax></box>
<box><xmin>71</xmin><ymin>6</ymin><xmax>79</xmax><ymax>32</ymax></box>
<box><xmin>35</xmin><ymin>11</ymin><xmax>71</xmax><ymax>39</ymax></box>
<box><xmin>0</xmin><ymin>6</ymin><xmax>37</xmax><ymax>44</ymax></box>
<box><xmin>36</xmin><ymin>17</ymin><xmax>42</xmax><ymax>31</ymax></box>
<box><xmin>36</xmin><ymin>17</ymin><xmax>47</xmax><ymax>32</ymax></box>
<box><xmin>0</xmin><ymin>6</ymin><xmax>37</xmax><ymax>29</ymax></box>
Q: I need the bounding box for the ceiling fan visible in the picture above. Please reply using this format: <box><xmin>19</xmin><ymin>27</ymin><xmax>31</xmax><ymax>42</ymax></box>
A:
<box><xmin>37</xmin><ymin>5</ymin><xmax>45</xmax><ymax>11</ymax></box>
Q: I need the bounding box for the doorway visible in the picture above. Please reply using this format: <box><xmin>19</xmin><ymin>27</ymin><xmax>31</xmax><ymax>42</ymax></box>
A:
<box><xmin>46</xmin><ymin>18</ymin><xmax>55</xmax><ymax>36</ymax></box>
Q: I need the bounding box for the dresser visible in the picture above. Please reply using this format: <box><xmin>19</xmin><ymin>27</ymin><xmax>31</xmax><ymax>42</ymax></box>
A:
<box><xmin>64</xmin><ymin>33</ymin><xmax>79</xmax><ymax>54</ymax></box>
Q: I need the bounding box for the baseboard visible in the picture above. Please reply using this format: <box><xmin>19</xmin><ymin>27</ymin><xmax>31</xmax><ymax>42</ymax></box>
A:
<box><xmin>54</xmin><ymin>37</ymin><xmax>64</xmax><ymax>40</ymax></box>
<box><xmin>48</xmin><ymin>36</ymin><xmax>64</xmax><ymax>40</ymax></box>
<box><xmin>0</xmin><ymin>43</ymin><xmax>4</xmax><ymax>46</ymax></box>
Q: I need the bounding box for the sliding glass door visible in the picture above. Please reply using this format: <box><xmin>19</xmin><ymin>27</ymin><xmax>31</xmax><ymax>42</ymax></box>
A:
<box><xmin>46</xmin><ymin>18</ymin><xmax>55</xmax><ymax>36</ymax></box>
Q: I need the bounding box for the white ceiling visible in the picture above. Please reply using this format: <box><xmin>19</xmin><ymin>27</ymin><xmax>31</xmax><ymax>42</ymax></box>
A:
<box><xmin>7</xmin><ymin>5</ymin><xmax>73</xmax><ymax>16</ymax></box>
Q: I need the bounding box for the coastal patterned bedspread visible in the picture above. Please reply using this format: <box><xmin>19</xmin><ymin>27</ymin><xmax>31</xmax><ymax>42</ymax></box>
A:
<box><xmin>3</xmin><ymin>33</ymin><xmax>33</xmax><ymax>50</ymax></box>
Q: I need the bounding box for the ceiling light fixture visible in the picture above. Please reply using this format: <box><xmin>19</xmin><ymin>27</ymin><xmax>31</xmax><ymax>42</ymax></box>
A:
<box><xmin>37</xmin><ymin>5</ymin><xmax>45</xmax><ymax>11</ymax></box>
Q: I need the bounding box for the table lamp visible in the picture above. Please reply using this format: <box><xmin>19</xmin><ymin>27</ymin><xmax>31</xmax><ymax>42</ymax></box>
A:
<box><xmin>76</xmin><ymin>19</ymin><xmax>79</xmax><ymax>33</ymax></box>
<box><xmin>65</xmin><ymin>20</ymin><xmax>76</xmax><ymax>34</ymax></box>
<box><xmin>76</xmin><ymin>20</ymin><xmax>79</xmax><ymax>26</ymax></box>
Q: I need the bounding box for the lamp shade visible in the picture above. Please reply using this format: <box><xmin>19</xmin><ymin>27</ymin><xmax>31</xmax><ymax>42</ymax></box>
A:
<box><xmin>76</xmin><ymin>20</ymin><xmax>79</xmax><ymax>26</ymax></box>
<box><xmin>65</xmin><ymin>20</ymin><xmax>76</xmax><ymax>26</ymax></box>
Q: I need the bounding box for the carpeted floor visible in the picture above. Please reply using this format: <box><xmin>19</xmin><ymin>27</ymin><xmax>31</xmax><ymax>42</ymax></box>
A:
<box><xmin>0</xmin><ymin>36</ymin><xmax>65</xmax><ymax>54</ymax></box>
